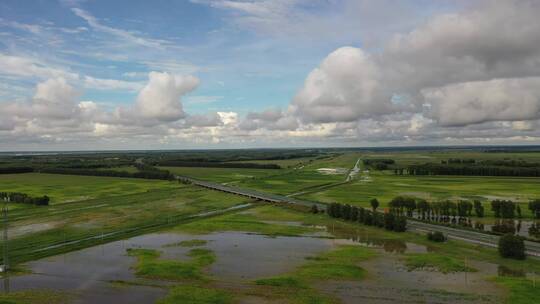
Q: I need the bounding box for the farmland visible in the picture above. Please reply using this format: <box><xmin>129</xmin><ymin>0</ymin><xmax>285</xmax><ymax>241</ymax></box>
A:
<box><xmin>0</xmin><ymin>173</ymin><xmax>177</xmax><ymax>204</ymax></box>
<box><xmin>0</xmin><ymin>147</ymin><xmax>540</xmax><ymax>303</ymax></box>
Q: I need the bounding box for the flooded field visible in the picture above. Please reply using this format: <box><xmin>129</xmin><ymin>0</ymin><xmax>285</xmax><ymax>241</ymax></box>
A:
<box><xmin>1</xmin><ymin>205</ymin><xmax>539</xmax><ymax>303</ymax></box>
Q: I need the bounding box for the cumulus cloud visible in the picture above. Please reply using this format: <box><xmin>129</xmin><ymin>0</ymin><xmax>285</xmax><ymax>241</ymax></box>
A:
<box><xmin>0</xmin><ymin>72</ymin><xmax>204</xmax><ymax>144</ymax></box>
<box><xmin>133</xmin><ymin>72</ymin><xmax>199</xmax><ymax>122</ymax></box>
<box><xmin>240</xmin><ymin>108</ymin><xmax>298</xmax><ymax>131</ymax></box>
<box><xmin>4</xmin><ymin>0</ymin><xmax>540</xmax><ymax>148</ymax></box>
<box><xmin>284</xmin><ymin>0</ymin><xmax>540</xmax><ymax>129</ymax></box>
<box><xmin>423</xmin><ymin>77</ymin><xmax>540</xmax><ymax>126</ymax></box>
<box><xmin>290</xmin><ymin>47</ymin><xmax>389</xmax><ymax>123</ymax></box>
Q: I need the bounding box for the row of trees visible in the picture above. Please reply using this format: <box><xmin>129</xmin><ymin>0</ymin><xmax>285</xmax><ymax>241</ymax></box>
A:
<box><xmin>491</xmin><ymin>200</ymin><xmax>521</xmax><ymax>218</ymax></box>
<box><xmin>41</xmin><ymin>167</ymin><xmax>174</xmax><ymax>180</ymax></box>
<box><xmin>0</xmin><ymin>192</ymin><xmax>49</xmax><ymax>206</ymax></box>
<box><xmin>363</xmin><ymin>159</ymin><xmax>395</xmax><ymax>170</ymax></box>
<box><xmin>405</xmin><ymin>163</ymin><xmax>540</xmax><ymax>177</ymax></box>
<box><xmin>388</xmin><ymin>196</ymin><xmax>485</xmax><ymax>220</ymax></box>
<box><xmin>154</xmin><ymin>161</ymin><xmax>281</xmax><ymax>169</ymax></box>
<box><xmin>327</xmin><ymin>202</ymin><xmax>407</xmax><ymax>232</ymax></box>
<box><xmin>0</xmin><ymin>167</ymin><xmax>34</xmax><ymax>174</ymax></box>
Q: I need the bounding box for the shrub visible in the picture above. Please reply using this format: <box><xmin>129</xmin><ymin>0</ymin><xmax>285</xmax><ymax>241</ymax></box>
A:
<box><xmin>498</xmin><ymin>234</ymin><xmax>525</xmax><ymax>260</ymax></box>
<box><xmin>427</xmin><ymin>231</ymin><xmax>446</xmax><ymax>242</ymax></box>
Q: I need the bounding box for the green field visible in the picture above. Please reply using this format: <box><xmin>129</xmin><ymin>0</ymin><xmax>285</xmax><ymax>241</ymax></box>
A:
<box><xmin>299</xmin><ymin>171</ymin><xmax>540</xmax><ymax>218</ymax></box>
<box><xmin>1</xmin><ymin>174</ymin><xmax>251</xmax><ymax>264</ymax></box>
<box><xmin>0</xmin><ymin>173</ymin><xmax>177</xmax><ymax>204</ymax></box>
<box><xmin>159</xmin><ymin>166</ymin><xmax>278</xmax><ymax>183</ymax></box>
<box><xmin>233</xmin><ymin>153</ymin><xmax>360</xmax><ymax>195</ymax></box>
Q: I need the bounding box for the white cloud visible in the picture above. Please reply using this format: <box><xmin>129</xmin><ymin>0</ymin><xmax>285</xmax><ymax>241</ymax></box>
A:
<box><xmin>71</xmin><ymin>8</ymin><xmax>169</xmax><ymax>49</ymax></box>
<box><xmin>0</xmin><ymin>53</ymin><xmax>78</xmax><ymax>80</ymax></box>
<box><xmin>133</xmin><ymin>72</ymin><xmax>199</xmax><ymax>122</ymax></box>
<box><xmin>423</xmin><ymin>77</ymin><xmax>540</xmax><ymax>126</ymax></box>
<box><xmin>83</xmin><ymin>76</ymin><xmax>143</xmax><ymax>91</ymax></box>
<box><xmin>290</xmin><ymin>47</ymin><xmax>389</xmax><ymax>123</ymax></box>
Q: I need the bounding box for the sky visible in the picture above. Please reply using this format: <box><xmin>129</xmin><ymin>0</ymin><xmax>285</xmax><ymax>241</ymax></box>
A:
<box><xmin>1</xmin><ymin>0</ymin><xmax>540</xmax><ymax>151</ymax></box>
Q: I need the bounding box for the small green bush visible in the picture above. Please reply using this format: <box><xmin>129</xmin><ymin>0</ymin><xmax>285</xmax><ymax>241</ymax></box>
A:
<box><xmin>427</xmin><ymin>231</ymin><xmax>446</xmax><ymax>242</ymax></box>
<box><xmin>498</xmin><ymin>234</ymin><xmax>525</xmax><ymax>260</ymax></box>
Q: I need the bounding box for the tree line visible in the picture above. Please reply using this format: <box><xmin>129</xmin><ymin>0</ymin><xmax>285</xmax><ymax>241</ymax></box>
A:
<box><xmin>40</xmin><ymin>167</ymin><xmax>174</xmax><ymax>180</ymax></box>
<box><xmin>0</xmin><ymin>167</ymin><xmax>34</xmax><ymax>174</ymax></box>
<box><xmin>0</xmin><ymin>192</ymin><xmax>49</xmax><ymax>206</ymax></box>
<box><xmin>327</xmin><ymin>202</ymin><xmax>407</xmax><ymax>232</ymax></box>
<box><xmin>404</xmin><ymin>163</ymin><xmax>540</xmax><ymax>177</ymax></box>
<box><xmin>363</xmin><ymin>159</ymin><xmax>395</xmax><ymax>170</ymax></box>
<box><xmin>154</xmin><ymin>161</ymin><xmax>281</xmax><ymax>169</ymax></box>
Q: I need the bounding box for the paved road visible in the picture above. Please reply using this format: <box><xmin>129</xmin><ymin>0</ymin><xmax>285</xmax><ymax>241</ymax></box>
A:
<box><xmin>176</xmin><ymin>175</ymin><xmax>326</xmax><ymax>209</ymax></box>
<box><xmin>177</xmin><ymin>175</ymin><xmax>540</xmax><ymax>257</ymax></box>
<box><xmin>408</xmin><ymin>220</ymin><xmax>540</xmax><ymax>257</ymax></box>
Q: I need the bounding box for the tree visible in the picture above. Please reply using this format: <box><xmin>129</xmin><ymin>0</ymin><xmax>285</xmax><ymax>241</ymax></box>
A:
<box><xmin>393</xmin><ymin>216</ymin><xmax>407</xmax><ymax>232</ymax></box>
<box><xmin>427</xmin><ymin>231</ymin><xmax>446</xmax><ymax>242</ymax></box>
<box><xmin>358</xmin><ymin>207</ymin><xmax>365</xmax><ymax>222</ymax></box>
<box><xmin>389</xmin><ymin>196</ymin><xmax>404</xmax><ymax>215</ymax></box>
<box><xmin>342</xmin><ymin>204</ymin><xmax>352</xmax><ymax>220</ymax></box>
<box><xmin>501</xmin><ymin>200</ymin><xmax>516</xmax><ymax>218</ymax></box>
<box><xmin>416</xmin><ymin>199</ymin><xmax>429</xmax><ymax>220</ymax></box>
<box><xmin>516</xmin><ymin>205</ymin><xmax>522</xmax><ymax>218</ymax></box>
<box><xmin>351</xmin><ymin>206</ymin><xmax>359</xmax><ymax>221</ymax></box>
<box><xmin>528</xmin><ymin>199</ymin><xmax>540</xmax><ymax>219</ymax></box>
<box><xmin>384</xmin><ymin>212</ymin><xmax>395</xmax><ymax>231</ymax></box>
<box><xmin>403</xmin><ymin>197</ymin><xmax>416</xmax><ymax>217</ymax></box>
<box><xmin>474</xmin><ymin>200</ymin><xmax>484</xmax><ymax>217</ymax></box>
<box><xmin>498</xmin><ymin>234</ymin><xmax>525</xmax><ymax>260</ymax></box>
<box><xmin>363</xmin><ymin>211</ymin><xmax>373</xmax><ymax>226</ymax></box>
<box><xmin>491</xmin><ymin>200</ymin><xmax>502</xmax><ymax>218</ymax></box>
<box><xmin>370</xmin><ymin>198</ymin><xmax>379</xmax><ymax>212</ymax></box>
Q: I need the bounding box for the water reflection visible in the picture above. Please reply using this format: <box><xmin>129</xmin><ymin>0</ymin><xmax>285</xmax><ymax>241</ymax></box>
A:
<box><xmin>325</xmin><ymin>224</ymin><xmax>425</xmax><ymax>253</ymax></box>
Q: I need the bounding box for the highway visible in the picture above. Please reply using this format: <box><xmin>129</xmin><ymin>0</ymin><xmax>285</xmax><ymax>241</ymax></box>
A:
<box><xmin>408</xmin><ymin>220</ymin><xmax>540</xmax><ymax>257</ymax></box>
<box><xmin>176</xmin><ymin>174</ymin><xmax>540</xmax><ymax>257</ymax></box>
<box><xmin>176</xmin><ymin>175</ymin><xmax>326</xmax><ymax>209</ymax></box>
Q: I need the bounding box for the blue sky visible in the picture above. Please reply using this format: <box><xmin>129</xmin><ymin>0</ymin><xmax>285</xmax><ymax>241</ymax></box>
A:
<box><xmin>1</xmin><ymin>1</ymin><xmax>539</xmax><ymax>150</ymax></box>
<box><xmin>0</xmin><ymin>0</ymin><xmax>447</xmax><ymax>114</ymax></box>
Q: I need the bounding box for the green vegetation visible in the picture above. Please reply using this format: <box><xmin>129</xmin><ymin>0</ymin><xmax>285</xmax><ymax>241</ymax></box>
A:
<box><xmin>251</xmin><ymin>245</ymin><xmax>373</xmax><ymax>304</ymax></box>
<box><xmin>173</xmin><ymin>208</ymin><xmax>317</xmax><ymax>236</ymax></box>
<box><xmin>127</xmin><ymin>247</ymin><xmax>215</xmax><ymax>281</ymax></box>
<box><xmin>159</xmin><ymin>166</ymin><xmax>276</xmax><ymax>183</ymax></box>
<box><xmin>494</xmin><ymin>277</ymin><xmax>540</xmax><ymax>304</ymax></box>
<box><xmin>157</xmin><ymin>286</ymin><xmax>233</xmax><ymax>304</ymax></box>
<box><xmin>296</xmin><ymin>245</ymin><xmax>373</xmax><ymax>281</ymax></box>
<box><xmin>498</xmin><ymin>234</ymin><xmax>526</xmax><ymax>260</ymax></box>
<box><xmin>404</xmin><ymin>253</ymin><xmax>477</xmax><ymax>273</ymax></box>
<box><xmin>427</xmin><ymin>231</ymin><xmax>446</xmax><ymax>242</ymax></box>
<box><xmin>0</xmin><ymin>290</ymin><xmax>70</xmax><ymax>304</ymax></box>
<box><xmin>5</xmin><ymin>184</ymin><xmax>250</xmax><ymax>265</ymax></box>
<box><xmin>0</xmin><ymin>173</ymin><xmax>176</xmax><ymax>204</ymax></box>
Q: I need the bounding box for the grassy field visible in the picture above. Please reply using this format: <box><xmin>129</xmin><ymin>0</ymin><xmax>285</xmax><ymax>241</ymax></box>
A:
<box><xmin>0</xmin><ymin>173</ymin><xmax>177</xmax><ymax>204</ymax></box>
<box><xmin>158</xmin><ymin>166</ymin><xmax>278</xmax><ymax>183</ymax></box>
<box><xmin>3</xmin><ymin>177</ymin><xmax>251</xmax><ymax>264</ymax></box>
<box><xmin>226</xmin><ymin>156</ymin><xmax>317</xmax><ymax>168</ymax></box>
<box><xmin>233</xmin><ymin>153</ymin><xmax>360</xmax><ymax>195</ymax></box>
<box><xmin>300</xmin><ymin>171</ymin><xmax>540</xmax><ymax>218</ymax></box>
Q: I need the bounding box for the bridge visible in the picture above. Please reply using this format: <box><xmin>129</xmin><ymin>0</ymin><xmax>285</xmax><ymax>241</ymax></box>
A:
<box><xmin>175</xmin><ymin>175</ymin><xmax>326</xmax><ymax>209</ymax></box>
<box><xmin>176</xmin><ymin>175</ymin><xmax>540</xmax><ymax>257</ymax></box>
